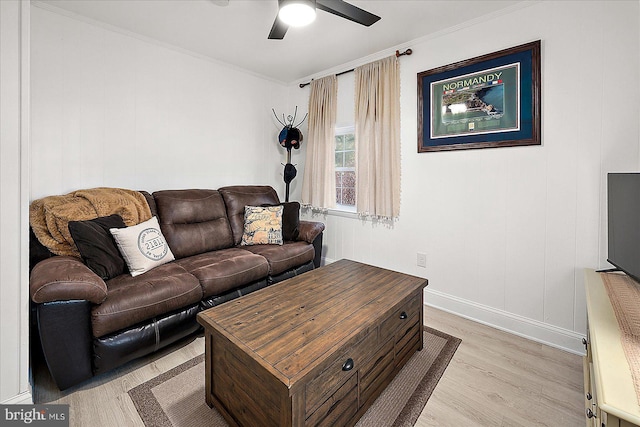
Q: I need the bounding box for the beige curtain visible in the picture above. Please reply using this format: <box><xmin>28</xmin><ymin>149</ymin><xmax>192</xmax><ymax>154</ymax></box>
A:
<box><xmin>301</xmin><ymin>75</ymin><xmax>338</xmax><ymax>210</ymax></box>
<box><xmin>355</xmin><ymin>55</ymin><xmax>401</xmax><ymax>220</ymax></box>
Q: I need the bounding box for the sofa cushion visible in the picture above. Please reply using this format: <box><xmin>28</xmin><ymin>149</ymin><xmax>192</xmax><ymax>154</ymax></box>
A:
<box><xmin>68</xmin><ymin>214</ymin><xmax>127</xmax><ymax>280</ymax></box>
<box><xmin>175</xmin><ymin>248</ymin><xmax>269</xmax><ymax>298</ymax></box>
<box><xmin>91</xmin><ymin>263</ymin><xmax>202</xmax><ymax>338</ymax></box>
<box><xmin>243</xmin><ymin>241</ymin><xmax>315</xmax><ymax>276</ymax></box>
<box><xmin>110</xmin><ymin>216</ymin><xmax>175</xmax><ymax>277</ymax></box>
<box><xmin>153</xmin><ymin>189</ymin><xmax>234</xmax><ymax>259</ymax></box>
<box><xmin>219</xmin><ymin>186</ymin><xmax>280</xmax><ymax>246</ymax></box>
<box><xmin>241</xmin><ymin>205</ymin><xmax>283</xmax><ymax>246</ymax></box>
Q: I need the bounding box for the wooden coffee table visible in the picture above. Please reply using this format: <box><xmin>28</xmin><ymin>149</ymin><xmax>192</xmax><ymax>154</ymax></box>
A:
<box><xmin>197</xmin><ymin>259</ymin><xmax>428</xmax><ymax>427</ymax></box>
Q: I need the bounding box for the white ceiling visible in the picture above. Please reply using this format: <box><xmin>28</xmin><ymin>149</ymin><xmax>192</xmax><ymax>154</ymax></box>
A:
<box><xmin>36</xmin><ymin>0</ymin><xmax>525</xmax><ymax>84</ymax></box>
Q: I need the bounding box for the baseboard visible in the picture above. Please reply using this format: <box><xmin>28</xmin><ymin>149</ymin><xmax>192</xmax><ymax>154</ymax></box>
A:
<box><xmin>425</xmin><ymin>288</ymin><xmax>586</xmax><ymax>355</ymax></box>
<box><xmin>1</xmin><ymin>391</ymin><xmax>33</xmax><ymax>405</ymax></box>
<box><xmin>320</xmin><ymin>256</ymin><xmax>336</xmax><ymax>266</ymax></box>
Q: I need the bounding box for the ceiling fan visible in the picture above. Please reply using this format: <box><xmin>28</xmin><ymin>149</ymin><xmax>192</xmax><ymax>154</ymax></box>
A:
<box><xmin>268</xmin><ymin>0</ymin><xmax>381</xmax><ymax>40</ymax></box>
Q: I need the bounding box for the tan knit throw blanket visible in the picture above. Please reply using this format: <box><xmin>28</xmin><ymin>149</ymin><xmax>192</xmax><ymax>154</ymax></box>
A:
<box><xmin>30</xmin><ymin>188</ymin><xmax>152</xmax><ymax>257</ymax></box>
<box><xmin>600</xmin><ymin>272</ymin><xmax>640</xmax><ymax>404</ymax></box>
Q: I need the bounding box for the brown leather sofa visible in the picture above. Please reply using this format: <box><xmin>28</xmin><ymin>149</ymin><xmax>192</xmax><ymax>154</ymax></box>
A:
<box><xmin>29</xmin><ymin>186</ymin><xmax>324</xmax><ymax>390</ymax></box>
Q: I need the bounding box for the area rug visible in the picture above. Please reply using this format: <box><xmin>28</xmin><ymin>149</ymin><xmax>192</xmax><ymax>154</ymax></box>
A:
<box><xmin>128</xmin><ymin>326</ymin><xmax>461</xmax><ymax>427</ymax></box>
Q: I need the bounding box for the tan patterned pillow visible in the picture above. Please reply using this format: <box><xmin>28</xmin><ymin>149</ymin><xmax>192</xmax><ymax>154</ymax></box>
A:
<box><xmin>241</xmin><ymin>205</ymin><xmax>283</xmax><ymax>246</ymax></box>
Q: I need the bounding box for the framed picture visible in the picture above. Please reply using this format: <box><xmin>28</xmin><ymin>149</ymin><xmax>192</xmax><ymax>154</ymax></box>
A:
<box><xmin>418</xmin><ymin>40</ymin><xmax>541</xmax><ymax>152</ymax></box>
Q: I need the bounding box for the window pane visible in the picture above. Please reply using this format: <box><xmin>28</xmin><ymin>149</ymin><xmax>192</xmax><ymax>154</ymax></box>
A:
<box><xmin>335</xmin><ymin>152</ymin><xmax>344</xmax><ymax>167</ymax></box>
<box><xmin>345</xmin><ymin>151</ymin><xmax>355</xmax><ymax>167</ymax></box>
<box><xmin>335</xmin><ymin>171</ymin><xmax>342</xmax><ymax>187</ymax></box>
<box><xmin>343</xmin><ymin>171</ymin><xmax>356</xmax><ymax>188</ymax></box>
<box><xmin>336</xmin><ymin>190</ymin><xmax>342</xmax><ymax>205</ymax></box>
<box><xmin>335</xmin><ymin>135</ymin><xmax>344</xmax><ymax>150</ymax></box>
<box><xmin>344</xmin><ymin>134</ymin><xmax>355</xmax><ymax>150</ymax></box>
<box><xmin>342</xmin><ymin>188</ymin><xmax>356</xmax><ymax>206</ymax></box>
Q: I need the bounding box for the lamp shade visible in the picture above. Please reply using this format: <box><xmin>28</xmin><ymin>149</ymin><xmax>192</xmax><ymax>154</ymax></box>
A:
<box><xmin>278</xmin><ymin>0</ymin><xmax>316</xmax><ymax>27</ymax></box>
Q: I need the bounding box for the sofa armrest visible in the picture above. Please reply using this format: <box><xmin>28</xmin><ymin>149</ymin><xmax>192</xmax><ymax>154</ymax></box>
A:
<box><xmin>297</xmin><ymin>220</ymin><xmax>325</xmax><ymax>244</ymax></box>
<box><xmin>30</xmin><ymin>256</ymin><xmax>108</xmax><ymax>304</ymax></box>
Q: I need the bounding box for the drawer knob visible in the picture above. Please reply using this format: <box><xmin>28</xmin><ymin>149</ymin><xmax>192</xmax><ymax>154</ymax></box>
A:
<box><xmin>586</xmin><ymin>408</ymin><xmax>594</xmax><ymax>419</ymax></box>
<box><xmin>342</xmin><ymin>358</ymin><xmax>354</xmax><ymax>371</ymax></box>
<box><xmin>586</xmin><ymin>392</ymin><xmax>592</xmax><ymax>400</ymax></box>
<box><xmin>399</xmin><ymin>311</ymin><xmax>408</xmax><ymax>320</ymax></box>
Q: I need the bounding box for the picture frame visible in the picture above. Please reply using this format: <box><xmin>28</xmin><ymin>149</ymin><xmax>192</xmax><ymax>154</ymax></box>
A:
<box><xmin>417</xmin><ymin>40</ymin><xmax>541</xmax><ymax>152</ymax></box>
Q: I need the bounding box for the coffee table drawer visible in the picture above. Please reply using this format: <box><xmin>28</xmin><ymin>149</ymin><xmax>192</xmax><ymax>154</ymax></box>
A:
<box><xmin>305</xmin><ymin>375</ymin><xmax>358</xmax><ymax>427</ymax></box>
<box><xmin>359</xmin><ymin>338</ymin><xmax>395</xmax><ymax>408</ymax></box>
<box><xmin>395</xmin><ymin>319</ymin><xmax>421</xmax><ymax>369</ymax></box>
<box><xmin>305</xmin><ymin>328</ymin><xmax>378</xmax><ymax>416</ymax></box>
<box><xmin>380</xmin><ymin>294</ymin><xmax>421</xmax><ymax>343</ymax></box>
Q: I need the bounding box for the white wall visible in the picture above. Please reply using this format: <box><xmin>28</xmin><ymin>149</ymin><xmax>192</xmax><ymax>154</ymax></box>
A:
<box><xmin>30</xmin><ymin>5</ymin><xmax>291</xmax><ymax>200</ymax></box>
<box><xmin>0</xmin><ymin>0</ymin><xmax>31</xmax><ymax>404</ymax></box>
<box><xmin>295</xmin><ymin>1</ymin><xmax>640</xmax><ymax>354</ymax></box>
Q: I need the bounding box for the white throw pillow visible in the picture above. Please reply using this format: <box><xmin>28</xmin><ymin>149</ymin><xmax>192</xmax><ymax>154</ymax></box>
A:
<box><xmin>110</xmin><ymin>216</ymin><xmax>175</xmax><ymax>277</ymax></box>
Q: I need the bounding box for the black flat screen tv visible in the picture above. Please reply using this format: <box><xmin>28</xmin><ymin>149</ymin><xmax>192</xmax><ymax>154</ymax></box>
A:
<box><xmin>607</xmin><ymin>173</ymin><xmax>640</xmax><ymax>282</ymax></box>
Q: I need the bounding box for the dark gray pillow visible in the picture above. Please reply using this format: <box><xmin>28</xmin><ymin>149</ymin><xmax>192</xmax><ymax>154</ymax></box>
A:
<box><xmin>68</xmin><ymin>214</ymin><xmax>127</xmax><ymax>280</ymax></box>
<box><xmin>262</xmin><ymin>202</ymin><xmax>300</xmax><ymax>241</ymax></box>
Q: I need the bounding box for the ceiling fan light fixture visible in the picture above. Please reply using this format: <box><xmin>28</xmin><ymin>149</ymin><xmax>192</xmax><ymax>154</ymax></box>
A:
<box><xmin>278</xmin><ymin>0</ymin><xmax>316</xmax><ymax>27</ymax></box>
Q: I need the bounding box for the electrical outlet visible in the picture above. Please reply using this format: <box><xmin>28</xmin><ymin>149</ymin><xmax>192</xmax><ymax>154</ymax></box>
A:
<box><xmin>417</xmin><ymin>252</ymin><xmax>427</xmax><ymax>268</ymax></box>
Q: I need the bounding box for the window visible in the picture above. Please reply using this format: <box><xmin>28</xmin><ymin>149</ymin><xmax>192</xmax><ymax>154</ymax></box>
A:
<box><xmin>335</xmin><ymin>126</ymin><xmax>356</xmax><ymax>211</ymax></box>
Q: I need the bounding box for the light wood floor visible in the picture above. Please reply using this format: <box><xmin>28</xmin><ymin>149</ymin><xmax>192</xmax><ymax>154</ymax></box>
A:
<box><xmin>420</xmin><ymin>308</ymin><xmax>584</xmax><ymax>427</ymax></box>
<box><xmin>33</xmin><ymin>307</ymin><xmax>585</xmax><ymax>426</ymax></box>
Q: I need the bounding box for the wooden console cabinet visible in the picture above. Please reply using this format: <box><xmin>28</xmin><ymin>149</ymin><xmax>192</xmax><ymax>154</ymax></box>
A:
<box><xmin>584</xmin><ymin>269</ymin><xmax>640</xmax><ymax>427</ymax></box>
<box><xmin>197</xmin><ymin>260</ymin><xmax>427</xmax><ymax>427</ymax></box>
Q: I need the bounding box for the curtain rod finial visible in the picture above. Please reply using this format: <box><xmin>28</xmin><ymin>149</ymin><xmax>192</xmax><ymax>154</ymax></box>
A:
<box><xmin>396</xmin><ymin>48</ymin><xmax>412</xmax><ymax>57</ymax></box>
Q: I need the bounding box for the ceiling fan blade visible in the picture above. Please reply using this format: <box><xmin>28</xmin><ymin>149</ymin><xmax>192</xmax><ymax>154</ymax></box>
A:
<box><xmin>268</xmin><ymin>16</ymin><xmax>289</xmax><ymax>39</ymax></box>
<box><xmin>316</xmin><ymin>0</ymin><xmax>381</xmax><ymax>26</ymax></box>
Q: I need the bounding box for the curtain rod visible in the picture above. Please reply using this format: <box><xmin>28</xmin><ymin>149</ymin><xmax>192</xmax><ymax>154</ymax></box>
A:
<box><xmin>298</xmin><ymin>48</ymin><xmax>412</xmax><ymax>88</ymax></box>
